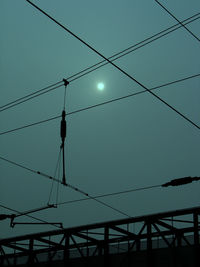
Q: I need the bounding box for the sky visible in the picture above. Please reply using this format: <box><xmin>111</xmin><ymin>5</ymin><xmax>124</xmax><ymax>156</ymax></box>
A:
<box><xmin>0</xmin><ymin>0</ymin><xmax>200</xmax><ymax>240</ymax></box>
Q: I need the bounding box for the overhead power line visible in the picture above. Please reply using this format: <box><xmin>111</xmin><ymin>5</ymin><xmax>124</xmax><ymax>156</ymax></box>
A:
<box><xmin>0</xmin><ymin>84</ymin><xmax>63</xmax><ymax>113</ymax></box>
<box><xmin>155</xmin><ymin>0</ymin><xmax>200</xmax><ymax>42</ymax></box>
<box><xmin>25</xmin><ymin>0</ymin><xmax>200</xmax><ymax>131</ymax></box>
<box><xmin>0</xmin><ymin>114</ymin><xmax>62</xmax><ymax>136</ymax></box>
<box><xmin>57</xmin><ymin>176</ymin><xmax>200</xmax><ymax>207</ymax></box>
<box><xmin>0</xmin><ymin>81</ymin><xmax>62</xmax><ymax>110</ymax></box>
<box><xmin>57</xmin><ymin>184</ymin><xmax>162</xmax><ymax>207</ymax></box>
<box><xmin>0</xmin><ymin>156</ymin><xmax>131</xmax><ymax>218</ymax></box>
<box><xmin>1</xmin><ymin>72</ymin><xmax>200</xmax><ymax>136</ymax></box>
<box><xmin>1</xmin><ymin>11</ymin><xmax>199</xmax><ymax>113</ymax></box>
<box><xmin>1</xmin><ymin>155</ymin><xmax>199</xmax><ymax>210</ymax></box>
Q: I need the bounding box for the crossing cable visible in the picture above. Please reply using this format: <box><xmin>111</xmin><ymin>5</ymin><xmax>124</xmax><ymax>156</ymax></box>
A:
<box><xmin>1</xmin><ymin>12</ymin><xmax>200</xmax><ymax>113</ymax></box>
<box><xmin>57</xmin><ymin>184</ymin><xmax>162</xmax><ymax>207</ymax></box>
<box><xmin>0</xmin><ymin>81</ymin><xmax>62</xmax><ymax>110</ymax></box>
<box><xmin>0</xmin><ymin>155</ymin><xmax>131</xmax><ymax>218</ymax></box>
<box><xmin>25</xmin><ymin>0</ymin><xmax>200</xmax><ymax>131</ymax></box>
<box><xmin>1</xmin><ymin>72</ymin><xmax>200</xmax><ymax>137</ymax></box>
<box><xmin>48</xmin><ymin>148</ymin><xmax>62</xmax><ymax>206</ymax></box>
<box><xmin>68</xmin><ymin>12</ymin><xmax>200</xmax><ymax>82</ymax></box>
<box><xmin>0</xmin><ymin>203</ymin><xmax>62</xmax><ymax>229</ymax></box>
<box><xmin>57</xmin><ymin>176</ymin><xmax>200</xmax><ymax>207</ymax></box>
<box><xmin>155</xmin><ymin>0</ymin><xmax>200</xmax><ymax>42</ymax></box>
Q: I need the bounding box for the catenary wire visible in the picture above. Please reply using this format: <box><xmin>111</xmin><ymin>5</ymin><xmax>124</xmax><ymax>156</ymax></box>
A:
<box><xmin>48</xmin><ymin>148</ymin><xmax>62</xmax><ymax>205</ymax></box>
<box><xmin>0</xmin><ymin>84</ymin><xmax>63</xmax><ymax>113</ymax></box>
<box><xmin>1</xmin><ymin>12</ymin><xmax>199</xmax><ymax>113</ymax></box>
<box><xmin>0</xmin><ymin>203</ymin><xmax>62</xmax><ymax>229</ymax></box>
<box><xmin>0</xmin><ymin>72</ymin><xmax>200</xmax><ymax>136</ymax></box>
<box><xmin>155</xmin><ymin>0</ymin><xmax>200</xmax><ymax>42</ymax></box>
<box><xmin>25</xmin><ymin>0</ymin><xmax>200</xmax><ymax>131</ymax></box>
<box><xmin>0</xmin><ymin>114</ymin><xmax>61</xmax><ymax>136</ymax></box>
<box><xmin>0</xmin><ymin>81</ymin><xmax>62</xmax><ymax>109</ymax></box>
<box><xmin>0</xmin><ymin>155</ymin><xmax>131</xmax><ymax>218</ymax></box>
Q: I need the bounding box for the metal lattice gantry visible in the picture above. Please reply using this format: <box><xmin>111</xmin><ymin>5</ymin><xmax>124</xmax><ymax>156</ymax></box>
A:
<box><xmin>0</xmin><ymin>205</ymin><xmax>200</xmax><ymax>266</ymax></box>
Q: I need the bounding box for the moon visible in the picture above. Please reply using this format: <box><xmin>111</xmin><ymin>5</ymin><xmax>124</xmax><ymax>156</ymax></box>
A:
<box><xmin>97</xmin><ymin>82</ymin><xmax>105</xmax><ymax>91</ymax></box>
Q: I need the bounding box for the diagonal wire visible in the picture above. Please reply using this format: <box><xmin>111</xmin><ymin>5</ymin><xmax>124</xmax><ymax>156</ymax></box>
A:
<box><xmin>25</xmin><ymin>0</ymin><xmax>200</xmax><ymax>131</ymax></box>
<box><xmin>57</xmin><ymin>184</ymin><xmax>162</xmax><ymax>207</ymax></box>
<box><xmin>0</xmin><ymin>84</ymin><xmax>63</xmax><ymax>113</ymax></box>
<box><xmin>48</xmin><ymin>148</ymin><xmax>62</xmax><ymax>205</ymax></box>
<box><xmin>1</xmin><ymin>12</ymin><xmax>199</xmax><ymax>113</ymax></box>
<box><xmin>0</xmin><ymin>114</ymin><xmax>62</xmax><ymax>136</ymax></box>
<box><xmin>0</xmin><ymin>81</ymin><xmax>62</xmax><ymax>109</ymax></box>
<box><xmin>155</xmin><ymin>0</ymin><xmax>200</xmax><ymax>42</ymax></box>
<box><xmin>0</xmin><ymin>72</ymin><xmax>200</xmax><ymax>136</ymax></box>
<box><xmin>56</xmin><ymin>151</ymin><xmax>62</xmax><ymax>207</ymax></box>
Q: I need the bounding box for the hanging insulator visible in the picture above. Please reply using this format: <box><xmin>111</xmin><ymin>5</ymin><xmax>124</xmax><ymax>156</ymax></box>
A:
<box><xmin>162</xmin><ymin>176</ymin><xmax>200</xmax><ymax>187</ymax></box>
<box><xmin>60</xmin><ymin>110</ymin><xmax>66</xmax><ymax>145</ymax></box>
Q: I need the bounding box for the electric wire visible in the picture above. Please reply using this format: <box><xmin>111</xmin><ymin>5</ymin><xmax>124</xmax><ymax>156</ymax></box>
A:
<box><xmin>155</xmin><ymin>0</ymin><xmax>200</xmax><ymax>42</ymax></box>
<box><xmin>0</xmin><ymin>81</ymin><xmax>62</xmax><ymax>109</ymax></box>
<box><xmin>56</xmin><ymin>151</ymin><xmax>62</xmax><ymax>206</ymax></box>
<box><xmin>56</xmin><ymin>184</ymin><xmax>162</xmax><ymax>207</ymax></box>
<box><xmin>1</xmin><ymin>12</ymin><xmax>199</xmax><ymax>113</ymax></box>
<box><xmin>1</xmin><ymin>72</ymin><xmax>200</xmax><ymax>136</ymax></box>
<box><xmin>0</xmin><ymin>84</ymin><xmax>63</xmax><ymax>113</ymax></box>
<box><xmin>25</xmin><ymin>0</ymin><xmax>200</xmax><ymax>130</ymax></box>
<box><xmin>0</xmin><ymin>155</ymin><xmax>131</xmax><ymax>218</ymax></box>
<box><xmin>0</xmin><ymin>204</ymin><xmax>62</xmax><ymax>229</ymax></box>
<box><xmin>0</xmin><ymin>114</ymin><xmax>62</xmax><ymax>136</ymax></box>
<box><xmin>69</xmin><ymin>12</ymin><xmax>200</xmax><ymax>83</ymax></box>
<box><xmin>48</xmin><ymin>148</ymin><xmax>62</xmax><ymax>205</ymax></box>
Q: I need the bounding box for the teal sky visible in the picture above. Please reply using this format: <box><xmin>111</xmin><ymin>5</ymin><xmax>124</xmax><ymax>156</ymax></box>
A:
<box><xmin>0</xmin><ymin>0</ymin><xmax>200</xmax><ymax>239</ymax></box>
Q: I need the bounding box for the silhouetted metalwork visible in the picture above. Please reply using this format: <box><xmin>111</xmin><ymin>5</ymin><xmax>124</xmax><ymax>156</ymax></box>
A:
<box><xmin>9</xmin><ymin>205</ymin><xmax>56</xmax><ymax>228</ymax></box>
<box><xmin>0</xmin><ymin>206</ymin><xmax>199</xmax><ymax>266</ymax></box>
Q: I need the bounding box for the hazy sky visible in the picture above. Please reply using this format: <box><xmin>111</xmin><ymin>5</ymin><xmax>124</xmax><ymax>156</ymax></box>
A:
<box><xmin>1</xmin><ymin>0</ymin><xmax>200</xmax><ymax>239</ymax></box>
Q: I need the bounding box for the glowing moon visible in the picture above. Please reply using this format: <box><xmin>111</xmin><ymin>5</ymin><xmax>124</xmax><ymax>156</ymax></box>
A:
<box><xmin>97</xmin><ymin>82</ymin><xmax>105</xmax><ymax>91</ymax></box>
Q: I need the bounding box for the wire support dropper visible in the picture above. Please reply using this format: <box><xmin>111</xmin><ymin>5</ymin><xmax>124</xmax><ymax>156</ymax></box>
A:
<box><xmin>60</xmin><ymin>79</ymin><xmax>69</xmax><ymax>185</ymax></box>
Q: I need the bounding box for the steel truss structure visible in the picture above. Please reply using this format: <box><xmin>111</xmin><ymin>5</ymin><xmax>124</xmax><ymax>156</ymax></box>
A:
<box><xmin>0</xmin><ymin>206</ymin><xmax>200</xmax><ymax>266</ymax></box>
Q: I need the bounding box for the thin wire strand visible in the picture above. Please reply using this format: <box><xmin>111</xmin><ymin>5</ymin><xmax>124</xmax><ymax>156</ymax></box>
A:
<box><xmin>155</xmin><ymin>0</ymin><xmax>200</xmax><ymax>42</ymax></box>
<box><xmin>56</xmin><ymin>152</ymin><xmax>62</xmax><ymax>206</ymax></box>
<box><xmin>1</xmin><ymin>73</ymin><xmax>200</xmax><ymax>136</ymax></box>
<box><xmin>1</xmin><ymin>12</ymin><xmax>199</xmax><ymax>113</ymax></box>
<box><xmin>0</xmin><ymin>203</ymin><xmax>62</xmax><ymax>229</ymax></box>
<box><xmin>0</xmin><ymin>114</ymin><xmax>61</xmax><ymax>136</ymax></box>
<box><xmin>48</xmin><ymin>148</ymin><xmax>62</xmax><ymax>205</ymax></box>
<box><xmin>57</xmin><ymin>184</ymin><xmax>162</xmax><ymax>206</ymax></box>
<box><xmin>63</xmin><ymin>86</ymin><xmax>67</xmax><ymax>110</ymax></box>
<box><xmin>25</xmin><ymin>0</ymin><xmax>200</xmax><ymax>131</ymax></box>
<box><xmin>0</xmin><ymin>81</ymin><xmax>62</xmax><ymax>109</ymax></box>
<box><xmin>0</xmin><ymin>84</ymin><xmax>63</xmax><ymax>113</ymax></box>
